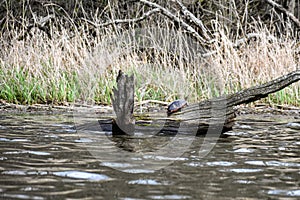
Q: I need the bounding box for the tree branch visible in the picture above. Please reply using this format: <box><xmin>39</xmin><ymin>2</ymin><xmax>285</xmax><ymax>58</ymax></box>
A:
<box><xmin>226</xmin><ymin>69</ymin><xmax>300</xmax><ymax>106</ymax></box>
<box><xmin>266</xmin><ymin>0</ymin><xmax>300</xmax><ymax>28</ymax></box>
<box><xmin>174</xmin><ymin>0</ymin><xmax>211</xmax><ymax>41</ymax></box>
<box><xmin>81</xmin><ymin>8</ymin><xmax>161</xmax><ymax>28</ymax></box>
<box><xmin>139</xmin><ymin>0</ymin><xmax>208</xmax><ymax>44</ymax></box>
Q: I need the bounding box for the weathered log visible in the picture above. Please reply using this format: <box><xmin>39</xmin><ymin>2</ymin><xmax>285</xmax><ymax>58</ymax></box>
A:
<box><xmin>176</xmin><ymin>70</ymin><xmax>300</xmax><ymax>134</ymax></box>
<box><xmin>109</xmin><ymin>70</ymin><xmax>300</xmax><ymax>136</ymax></box>
<box><xmin>111</xmin><ymin>70</ymin><xmax>135</xmax><ymax>135</ymax></box>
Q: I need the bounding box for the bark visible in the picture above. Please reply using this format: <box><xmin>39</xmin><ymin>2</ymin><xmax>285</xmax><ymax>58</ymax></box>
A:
<box><xmin>111</xmin><ymin>70</ymin><xmax>135</xmax><ymax>135</ymax></box>
<box><xmin>109</xmin><ymin>70</ymin><xmax>300</xmax><ymax>136</ymax></box>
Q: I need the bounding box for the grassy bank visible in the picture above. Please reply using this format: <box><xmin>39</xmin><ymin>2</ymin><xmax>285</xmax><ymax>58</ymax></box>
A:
<box><xmin>0</xmin><ymin>18</ymin><xmax>299</xmax><ymax>107</ymax></box>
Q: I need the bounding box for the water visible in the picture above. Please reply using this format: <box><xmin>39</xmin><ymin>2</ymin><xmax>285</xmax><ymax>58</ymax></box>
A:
<box><xmin>0</xmin><ymin>109</ymin><xmax>299</xmax><ymax>199</ymax></box>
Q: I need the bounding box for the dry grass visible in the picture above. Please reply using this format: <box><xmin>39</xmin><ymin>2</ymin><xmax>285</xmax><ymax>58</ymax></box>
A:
<box><xmin>0</xmin><ymin>17</ymin><xmax>299</xmax><ymax>106</ymax></box>
<box><xmin>210</xmin><ymin>20</ymin><xmax>299</xmax><ymax>105</ymax></box>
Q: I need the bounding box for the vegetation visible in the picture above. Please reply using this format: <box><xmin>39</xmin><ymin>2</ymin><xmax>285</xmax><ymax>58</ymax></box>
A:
<box><xmin>0</xmin><ymin>0</ymin><xmax>299</xmax><ymax>106</ymax></box>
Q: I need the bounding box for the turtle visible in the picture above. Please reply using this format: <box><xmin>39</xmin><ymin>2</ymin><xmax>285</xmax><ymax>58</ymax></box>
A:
<box><xmin>167</xmin><ymin>99</ymin><xmax>188</xmax><ymax>116</ymax></box>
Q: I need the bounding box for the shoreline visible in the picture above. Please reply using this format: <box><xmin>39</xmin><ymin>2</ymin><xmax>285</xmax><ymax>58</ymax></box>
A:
<box><xmin>1</xmin><ymin>101</ymin><xmax>299</xmax><ymax>117</ymax></box>
<box><xmin>0</xmin><ymin>102</ymin><xmax>112</xmax><ymax>114</ymax></box>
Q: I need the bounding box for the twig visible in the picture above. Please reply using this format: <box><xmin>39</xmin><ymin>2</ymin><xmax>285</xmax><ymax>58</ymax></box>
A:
<box><xmin>81</xmin><ymin>8</ymin><xmax>161</xmax><ymax>27</ymax></box>
<box><xmin>266</xmin><ymin>0</ymin><xmax>300</xmax><ymax>28</ymax></box>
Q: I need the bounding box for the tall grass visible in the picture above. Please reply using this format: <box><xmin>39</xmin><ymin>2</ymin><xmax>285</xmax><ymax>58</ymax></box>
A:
<box><xmin>0</xmin><ymin>16</ymin><xmax>299</xmax><ymax>107</ymax></box>
<box><xmin>210</xmin><ymin>19</ymin><xmax>300</xmax><ymax>105</ymax></box>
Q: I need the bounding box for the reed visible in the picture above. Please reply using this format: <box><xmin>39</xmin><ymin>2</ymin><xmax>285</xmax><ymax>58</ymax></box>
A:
<box><xmin>0</xmin><ymin>15</ymin><xmax>299</xmax><ymax>107</ymax></box>
<box><xmin>210</xmin><ymin>19</ymin><xmax>300</xmax><ymax>106</ymax></box>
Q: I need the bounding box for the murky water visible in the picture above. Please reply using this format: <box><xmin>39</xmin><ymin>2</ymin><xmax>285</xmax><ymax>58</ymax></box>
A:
<box><xmin>0</xmin><ymin>108</ymin><xmax>299</xmax><ymax>199</ymax></box>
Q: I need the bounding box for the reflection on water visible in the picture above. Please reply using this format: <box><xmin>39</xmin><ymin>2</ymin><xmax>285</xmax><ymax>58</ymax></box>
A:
<box><xmin>0</xmin><ymin>110</ymin><xmax>299</xmax><ymax>199</ymax></box>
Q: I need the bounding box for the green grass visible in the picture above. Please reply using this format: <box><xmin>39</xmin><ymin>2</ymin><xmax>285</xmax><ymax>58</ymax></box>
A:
<box><xmin>0</xmin><ymin>66</ymin><xmax>38</xmax><ymax>104</ymax></box>
<box><xmin>268</xmin><ymin>87</ymin><xmax>300</xmax><ymax>106</ymax></box>
<box><xmin>0</xmin><ymin>66</ymin><xmax>79</xmax><ymax>104</ymax></box>
<box><xmin>0</xmin><ymin>63</ymin><xmax>299</xmax><ymax>107</ymax></box>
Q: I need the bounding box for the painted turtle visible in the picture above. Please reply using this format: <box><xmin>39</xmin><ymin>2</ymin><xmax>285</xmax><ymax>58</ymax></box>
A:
<box><xmin>167</xmin><ymin>100</ymin><xmax>188</xmax><ymax>116</ymax></box>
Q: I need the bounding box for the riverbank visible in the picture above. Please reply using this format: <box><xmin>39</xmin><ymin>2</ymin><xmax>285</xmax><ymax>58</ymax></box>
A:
<box><xmin>1</xmin><ymin>100</ymin><xmax>299</xmax><ymax>119</ymax></box>
<box><xmin>0</xmin><ymin>101</ymin><xmax>111</xmax><ymax>114</ymax></box>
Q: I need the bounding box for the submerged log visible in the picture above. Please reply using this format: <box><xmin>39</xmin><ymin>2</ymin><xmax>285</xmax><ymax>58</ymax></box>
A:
<box><xmin>109</xmin><ymin>70</ymin><xmax>300</xmax><ymax>136</ymax></box>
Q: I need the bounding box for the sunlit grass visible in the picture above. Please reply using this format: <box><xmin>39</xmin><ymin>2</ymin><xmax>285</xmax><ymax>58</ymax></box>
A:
<box><xmin>0</xmin><ymin>16</ymin><xmax>299</xmax><ymax>107</ymax></box>
<box><xmin>0</xmin><ymin>66</ymin><xmax>79</xmax><ymax>104</ymax></box>
<box><xmin>268</xmin><ymin>87</ymin><xmax>300</xmax><ymax>106</ymax></box>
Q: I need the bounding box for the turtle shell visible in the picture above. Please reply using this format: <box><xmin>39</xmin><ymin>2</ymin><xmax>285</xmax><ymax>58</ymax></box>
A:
<box><xmin>167</xmin><ymin>100</ymin><xmax>188</xmax><ymax>115</ymax></box>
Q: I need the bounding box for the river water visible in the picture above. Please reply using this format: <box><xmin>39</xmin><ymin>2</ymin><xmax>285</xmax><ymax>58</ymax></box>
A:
<box><xmin>0</xmin><ymin>107</ymin><xmax>299</xmax><ymax>199</ymax></box>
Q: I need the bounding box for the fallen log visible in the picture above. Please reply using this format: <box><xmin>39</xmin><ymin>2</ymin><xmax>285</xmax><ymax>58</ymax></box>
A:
<box><xmin>106</xmin><ymin>70</ymin><xmax>300</xmax><ymax>136</ymax></box>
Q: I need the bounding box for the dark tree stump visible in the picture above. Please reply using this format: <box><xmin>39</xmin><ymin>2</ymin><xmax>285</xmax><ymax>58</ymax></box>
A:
<box><xmin>111</xmin><ymin>70</ymin><xmax>135</xmax><ymax>135</ymax></box>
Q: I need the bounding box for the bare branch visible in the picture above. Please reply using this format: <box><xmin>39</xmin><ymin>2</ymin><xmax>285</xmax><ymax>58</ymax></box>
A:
<box><xmin>226</xmin><ymin>69</ymin><xmax>300</xmax><ymax>106</ymax></box>
<box><xmin>266</xmin><ymin>0</ymin><xmax>300</xmax><ymax>28</ymax></box>
<box><xmin>174</xmin><ymin>0</ymin><xmax>211</xmax><ymax>41</ymax></box>
<box><xmin>139</xmin><ymin>0</ymin><xmax>208</xmax><ymax>44</ymax></box>
<box><xmin>82</xmin><ymin>8</ymin><xmax>161</xmax><ymax>28</ymax></box>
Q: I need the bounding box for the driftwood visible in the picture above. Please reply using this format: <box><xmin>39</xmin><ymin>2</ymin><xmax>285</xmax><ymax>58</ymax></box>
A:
<box><xmin>108</xmin><ymin>70</ymin><xmax>300</xmax><ymax>136</ymax></box>
<box><xmin>111</xmin><ymin>70</ymin><xmax>135</xmax><ymax>135</ymax></box>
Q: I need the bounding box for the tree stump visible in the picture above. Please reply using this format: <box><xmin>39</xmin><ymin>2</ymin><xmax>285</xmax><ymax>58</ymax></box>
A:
<box><xmin>111</xmin><ymin>70</ymin><xmax>135</xmax><ymax>135</ymax></box>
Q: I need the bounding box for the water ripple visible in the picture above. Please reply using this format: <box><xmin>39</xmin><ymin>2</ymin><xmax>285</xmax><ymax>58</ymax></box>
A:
<box><xmin>128</xmin><ymin>179</ymin><xmax>169</xmax><ymax>185</ymax></box>
<box><xmin>2</xmin><ymin>194</ymin><xmax>44</xmax><ymax>200</ymax></box>
<box><xmin>3</xmin><ymin>150</ymin><xmax>50</xmax><ymax>156</ymax></box>
<box><xmin>147</xmin><ymin>195</ymin><xmax>191</xmax><ymax>199</ymax></box>
<box><xmin>221</xmin><ymin>168</ymin><xmax>263</xmax><ymax>173</ymax></box>
<box><xmin>267</xmin><ymin>189</ymin><xmax>300</xmax><ymax>197</ymax></box>
<box><xmin>52</xmin><ymin>171</ymin><xmax>111</xmax><ymax>181</ymax></box>
<box><xmin>245</xmin><ymin>160</ymin><xmax>300</xmax><ymax>167</ymax></box>
<box><xmin>1</xmin><ymin>112</ymin><xmax>300</xmax><ymax>199</ymax></box>
<box><xmin>206</xmin><ymin>161</ymin><xmax>237</xmax><ymax>166</ymax></box>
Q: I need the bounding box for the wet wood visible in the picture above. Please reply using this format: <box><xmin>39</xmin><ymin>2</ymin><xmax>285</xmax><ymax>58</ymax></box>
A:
<box><xmin>110</xmin><ymin>70</ymin><xmax>300</xmax><ymax>136</ymax></box>
<box><xmin>111</xmin><ymin>70</ymin><xmax>135</xmax><ymax>135</ymax></box>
